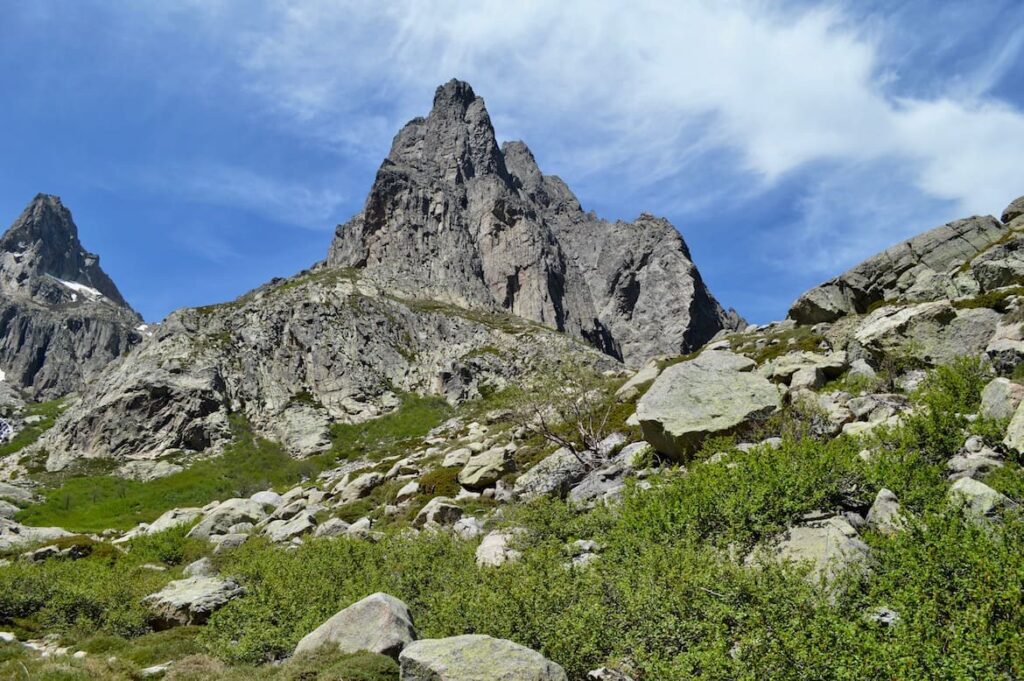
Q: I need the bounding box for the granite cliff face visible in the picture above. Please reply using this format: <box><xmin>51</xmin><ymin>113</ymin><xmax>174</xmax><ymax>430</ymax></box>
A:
<box><xmin>328</xmin><ymin>80</ymin><xmax>738</xmax><ymax>366</ymax></box>
<box><xmin>0</xmin><ymin>195</ymin><xmax>141</xmax><ymax>399</ymax></box>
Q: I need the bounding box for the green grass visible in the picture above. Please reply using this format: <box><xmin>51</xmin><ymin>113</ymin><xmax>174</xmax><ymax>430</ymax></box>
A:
<box><xmin>0</xmin><ymin>399</ymin><xmax>66</xmax><ymax>459</ymax></box>
<box><xmin>328</xmin><ymin>394</ymin><xmax>453</xmax><ymax>463</ymax></box>
<box><xmin>16</xmin><ymin>418</ymin><xmax>327</xmax><ymax>532</ymax></box>
<box><xmin>4</xmin><ymin>358</ymin><xmax>1024</xmax><ymax>679</ymax></box>
<box><xmin>728</xmin><ymin>326</ymin><xmax>824</xmax><ymax>365</ymax></box>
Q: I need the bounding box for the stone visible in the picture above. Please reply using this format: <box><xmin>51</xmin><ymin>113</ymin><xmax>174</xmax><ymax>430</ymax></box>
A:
<box><xmin>452</xmin><ymin>516</ymin><xmax>485</xmax><ymax>540</ymax></box>
<box><xmin>145</xmin><ymin>507</ymin><xmax>202</xmax><ymax>535</ymax></box>
<box><xmin>264</xmin><ymin>512</ymin><xmax>317</xmax><ymax>543</ymax></box>
<box><xmin>588</xmin><ymin>669</ymin><xmax>635</xmax><ymax>681</ymax></box>
<box><xmin>614</xmin><ymin>361</ymin><xmax>661</xmax><ymax>402</ymax></box>
<box><xmin>788</xmin><ymin>215</ymin><xmax>1007</xmax><ymax>323</ymax></box>
<box><xmin>211</xmin><ymin>533</ymin><xmax>249</xmax><ymax>553</ymax></box>
<box><xmin>947</xmin><ymin>451</ymin><xmax>1003</xmax><ymax>480</ymax></box>
<box><xmin>187</xmin><ymin>498</ymin><xmax>268</xmax><ymax>540</ymax></box>
<box><xmin>1003</xmin><ymin>195</ymin><xmax>1024</xmax><ymax>224</ymax></box>
<box><xmin>142</xmin><ymin>577</ymin><xmax>244</xmax><ymax>628</ymax></box>
<box><xmin>853</xmin><ymin>302</ymin><xmax>999</xmax><ymax>367</ymax></box>
<box><xmin>399</xmin><ymin>634</ymin><xmax>567</xmax><ymax>681</ymax></box>
<box><xmin>116</xmin><ymin>459</ymin><xmax>184</xmax><ymax>482</ymax></box>
<box><xmin>413</xmin><ymin>497</ymin><xmax>463</xmax><ymax>528</ymax></box>
<box><xmin>0</xmin><ymin>482</ymin><xmax>32</xmax><ymax>505</ymax></box>
<box><xmin>396</xmin><ymin>481</ymin><xmax>420</xmax><ymax>503</ymax></box>
<box><xmin>458</xmin><ymin>447</ymin><xmax>514</xmax><ymax>491</ymax></box>
<box><xmin>0</xmin><ymin>518</ymin><xmax>71</xmax><ymax>551</ymax></box>
<box><xmin>338</xmin><ymin>473</ymin><xmax>384</xmax><ymax>505</ymax></box>
<box><xmin>948</xmin><ymin>478</ymin><xmax>1014</xmax><ymax>519</ymax></box>
<box><xmin>442</xmin><ymin>448</ymin><xmax>473</xmax><ymax>468</ymax></box>
<box><xmin>0</xmin><ymin>500</ymin><xmax>20</xmax><ymax>519</ymax></box>
<box><xmin>866</xmin><ymin>606</ymin><xmax>901</xmax><ymax>628</ymax></box>
<box><xmin>754</xmin><ymin>513</ymin><xmax>870</xmax><ymax>584</ymax></box>
<box><xmin>636</xmin><ymin>351</ymin><xmax>780</xmax><ymax>459</ymax></box>
<box><xmin>313</xmin><ymin>517</ymin><xmax>352</xmax><ymax>538</ymax></box>
<box><xmin>294</xmin><ymin>592</ymin><xmax>417</xmax><ymax>660</ymax></box>
<box><xmin>790</xmin><ymin>366</ymin><xmax>824</xmax><ymax>391</ymax></box>
<box><xmin>476</xmin><ymin>530</ymin><xmax>522</xmax><ymax>567</ymax></box>
<box><xmin>183</xmin><ymin>557</ymin><xmax>216</xmax><ymax>578</ymax></box>
<box><xmin>249</xmin><ymin>490</ymin><xmax>283</xmax><ymax>508</ymax></box>
<box><xmin>514</xmin><ymin>447</ymin><xmax>589</xmax><ymax>500</ymax></box>
<box><xmin>1003</xmin><ymin>399</ymin><xmax>1024</xmax><ymax>453</ymax></box>
<box><xmin>848</xmin><ymin>359</ymin><xmax>877</xmax><ymax>382</ymax></box>
<box><xmin>981</xmin><ymin>378</ymin><xmax>1024</xmax><ymax>421</ymax></box>
<box><xmin>865</xmin><ymin>489</ymin><xmax>905</xmax><ymax>535</ymax></box>
<box><xmin>765</xmin><ymin>351</ymin><xmax>848</xmax><ymax>384</ymax></box>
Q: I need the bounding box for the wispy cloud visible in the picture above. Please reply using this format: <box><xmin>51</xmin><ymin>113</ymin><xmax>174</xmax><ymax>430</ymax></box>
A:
<box><xmin>135</xmin><ymin>163</ymin><xmax>347</xmax><ymax>230</ymax></box>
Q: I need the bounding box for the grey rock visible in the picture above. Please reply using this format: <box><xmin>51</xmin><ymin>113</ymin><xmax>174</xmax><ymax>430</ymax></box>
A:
<box><xmin>0</xmin><ymin>482</ymin><xmax>33</xmax><ymax>505</ymax></box>
<box><xmin>313</xmin><ymin>517</ymin><xmax>352</xmax><ymax>538</ymax></box>
<box><xmin>413</xmin><ymin>497</ymin><xmax>463</xmax><ymax>528</ymax></box>
<box><xmin>948</xmin><ymin>477</ymin><xmax>1014</xmax><ymax>519</ymax></box>
<box><xmin>852</xmin><ymin>302</ymin><xmax>999</xmax><ymax>367</ymax></box>
<box><xmin>145</xmin><ymin>507</ymin><xmax>202</xmax><ymax>535</ymax></box>
<box><xmin>789</xmin><ymin>215</ymin><xmax>1006</xmax><ymax>323</ymax></box>
<box><xmin>142</xmin><ymin>576</ymin><xmax>244</xmax><ymax>628</ymax></box>
<box><xmin>514</xmin><ymin>447</ymin><xmax>589</xmax><ymax>501</ymax></box>
<box><xmin>0</xmin><ymin>500</ymin><xmax>19</xmax><ymax>519</ymax></box>
<box><xmin>866</xmin><ymin>606</ymin><xmax>901</xmax><ymax>628</ymax></box>
<box><xmin>980</xmin><ymin>378</ymin><xmax>1024</xmax><ymax>421</ymax></box>
<box><xmin>183</xmin><ymin>557</ymin><xmax>216</xmax><ymax>578</ymax></box>
<box><xmin>476</xmin><ymin>530</ymin><xmax>522</xmax><ymax>567</ymax></box>
<box><xmin>399</xmin><ymin>634</ymin><xmax>567</xmax><ymax>681</ymax></box>
<box><xmin>588</xmin><ymin>669</ymin><xmax>635</xmax><ymax>681</ymax></box>
<box><xmin>338</xmin><ymin>472</ymin><xmax>384</xmax><ymax>505</ymax></box>
<box><xmin>116</xmin><ymin>460</ymin><xmax>183</xmax><ymax>482</ymax></box>
<box><xmin>294</xmin><ymin>592</ymin><xmax>416</xmax><ymax>659</ymax></box>
<box><xmin>865</xmin><ymin>489</ymin><xmax>905</xmax><ymax>535</ymax></box>
<box><xmin>753</xmin><ymin>513</ymin><xmax>870</xmax><ymax>584</ymax></box>
<box><xmin>458</xmin><ymin>447</ymin><xmax>514</xmax><ymax>491</ymax></box>
<box><xmin>1001</xmin><ymin>195</ymin><xmax>1024</xmax><ymax>224</ymax></box>
<box><xmin>327</xmin><ymin>80</ymin><xmax>735</xmax><ymax>367</ymax></box>
<box><xmin>848</xmin><ymin>358</ymin><xmax>877</xmax><ymax>382</ymax></box>
<box><xmin>0</xmin><ymin>518</ymin><xmax>71</xmax><ymax>551</ymax></box>
<box><xmin>249</xmin><ymin>490</ymin><xmax>283</xmax><ymax>508</ymax></box>
<box><xmin>636</xmin><ymin>351</ymin><xmax>780</xmax><ymax>459</ymax></box>
<box><xmin>263</xmin><ymin>512</ymin><xmax>317</xmax><ymax>543</ymax></box>
<box><xmin>0</xmin><ymin>195</ymin><xmax>142</xmax><ymax>400</ymax></box>
<box><xmin>187</xmin><ymin>498</ymin><xmax>268</xmax><ymax>540</ymax></box>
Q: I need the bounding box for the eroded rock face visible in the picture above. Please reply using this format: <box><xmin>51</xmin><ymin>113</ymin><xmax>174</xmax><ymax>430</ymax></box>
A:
<box><xmin>636</xmin><ymin>351</ymin><xmax>780</xmax><ymax>460</ymax></box>
<box><xmin>399</xmin><ymin>634</ymin><xmax>567</xmax><ymax>681</ymax></box>
<box><xmin>40</xmin><ymin>269</ymin><xmax>617</xmax><ymax>468</ymax></box>
<box><xmin>294</xmin><ymin>592</ymin><xmax>417</xmax><ymax>659</ymax></box>
<box><xmin>788</xmin><ymin>215</ymin><xmax>1007</xmax><ymax>324</ymax></box>
<box><xmin>0</xmin><ymin>195</ymin><xmax>142</xmax><ymax>399</ymax></box>
<box><xmin>327</xmin><ymin>80</ymin><xmax>737</xmax><ymax>366</ymax></box>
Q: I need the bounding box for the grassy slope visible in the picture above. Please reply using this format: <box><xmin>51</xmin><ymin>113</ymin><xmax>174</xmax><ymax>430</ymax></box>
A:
<box><xmin>2</xmin><ymin>359</ymin><xmax>1023</xmax><ymax>679</ymax></box>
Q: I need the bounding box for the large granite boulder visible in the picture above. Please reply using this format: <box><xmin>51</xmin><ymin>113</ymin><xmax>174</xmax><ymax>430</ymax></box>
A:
<box><xmin>636</xmin><ymin>351</ymin><xmax>780</xmax><ymax>460</ymax></box>
<box><xmin>399</xmin><ymin>634</ymin><xmax>567</xmax><ymax>680</ymax></box>
<box><xmin>142</xmin><ymin>577</ymin><xmax>244</xmax><ymax>628</ymax></box>
<box><xmin>0</xmin><ymin>518</ymin><xmax>71</xmax><ymax>551</ymax></box>
<box><xmin>187</xmin><ymin>498</ymin><xmax>268</xmax><ymax>540</ymax></box>
<box><xmin>851</xmin><ymin>302</ymin><xmax>999</xmax><ymax>366</ymax></box>
<box><xmin>458</xmin><ymin>447</ymin><xmax>514</xmax><ymax>491</ymax></box>
<box><xmin>294</xmin><ymin>592</ymin><xmax>416</xmax><ymax>660</ymax></box>
<box><xmin>752</xmin><ymin>512</ymin><xmax>870</xmax><ymax>584</ymax></box>
<box><xmin>514</xmin><ymin>448</ymin><xmax>589</xmax><ymax>500</ymax></box>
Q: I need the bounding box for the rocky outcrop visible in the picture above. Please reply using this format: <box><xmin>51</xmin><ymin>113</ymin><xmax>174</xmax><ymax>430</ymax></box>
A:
<box><xmin>0</xmin><ymin>195</ymin><xmax>142</xmax><ymax>399</ymax></box>
<box><xmin>327</xmin><ymin>80</ymin><xmax>737</xmax><ymax>366</ymax></box>
<box><xmin>40</xmin><ymin>270</ymin><xmax>616</xmax><ymax>468</ymax></box>
<box><xmin>788</xmin><ymin>215</ymin><xmax>1007</xmax><ymax>324</ymax></box>
<box><xmin>398</xmin><ymin>634</ymin><xmax>567</xmax><ymax>681</ymax></box>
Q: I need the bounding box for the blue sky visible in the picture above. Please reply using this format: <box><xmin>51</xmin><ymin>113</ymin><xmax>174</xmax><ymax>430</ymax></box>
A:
<box><xmin>1</xmin><ymin>1</ymin><xmax>1023</xmax><ymax>324</ymax></box>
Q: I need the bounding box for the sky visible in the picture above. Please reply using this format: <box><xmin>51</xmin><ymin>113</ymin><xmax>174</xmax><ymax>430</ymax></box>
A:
<box><xmin>1</xmin><ymin>1</ymin><xmax>1023</xmax><ymax>324</ymax></box>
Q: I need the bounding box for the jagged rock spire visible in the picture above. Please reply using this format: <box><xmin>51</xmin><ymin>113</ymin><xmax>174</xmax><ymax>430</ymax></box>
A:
<box><xmin>328</xmin><ymin>79</ymin><xmax>739</xmax><ymax>365</ymax></box>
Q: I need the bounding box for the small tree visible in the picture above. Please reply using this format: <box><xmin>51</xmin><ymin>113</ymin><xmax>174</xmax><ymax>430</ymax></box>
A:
<box><xmin>508</xmin><ymin>356</ymin><xmax>617</xmax><ymax>470</ymax></box>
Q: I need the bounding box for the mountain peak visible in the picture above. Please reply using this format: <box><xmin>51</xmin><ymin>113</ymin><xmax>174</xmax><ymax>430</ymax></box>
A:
<box><xmin>0</xmin><ymin>194</ymin><xmax>133</xmax><ymax>310</ymax></box>
<box><xmin>432</xmin><ymin>78</ymin><xmax>479</xmax><ymax>112</ymax></box>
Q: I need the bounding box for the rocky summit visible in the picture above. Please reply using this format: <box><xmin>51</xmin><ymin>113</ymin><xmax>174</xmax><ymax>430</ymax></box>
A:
<box><xmin>0</xmin><ymin>194</ymin><xmax>141</xmax><ymax>400</ymax></box>
<box><xmin>1</xmin><ymin>82</ymin><xmax>1024</xmax><ymax>681</ymax></box>
<box><xmin>328</xmin><ymin>80</ymin><xmax>740</xmax><ymax>366</ymax></box>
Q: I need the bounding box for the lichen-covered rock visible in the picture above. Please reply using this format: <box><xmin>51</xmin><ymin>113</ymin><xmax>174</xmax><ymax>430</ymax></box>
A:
<box><xmin>788</xmin><ymin>215</ymin><xmax>1006</xmax><ymax>323</ymax></box>
<box><xmin>187</xmin><ymin>498</ymin><xmax>268</xmax><ymax>540</ymax></box>
<box><xmin>948</xmin><ymin>478</ymin><xmax>1014</xmax><ymax>519</ymax></box>
<box><xmin>142</xmin><ymin>577</ymin><xmax>244</xmax><ymax>628</ymax></box>
<box><xmin>851</xmin><ymin>302</ymin><xmax>999</xmax><ymax>367</ymax></box>
<box><xmin>0</xmin><ymin>518</ymin><xmax>71</xmax><ymax>551</ymax></box>
<box><xmin>294</xmin><ymin>592</ymin><xmax>416</xmax><ymax>659</ymax></box>
<box><xmin>752</xmin><ymin>512</ymin><xmax>870</xmax><ymax>584</ymax></box>
<box><xmin>514</xmin><ymin>448</ymin><xmax>589</xmax><ymax>500</ymax></box>
<box><xmin>414</xmin><ymin>497</ymin><xmax>463</xmax><ymax>528</ymax></box>
<box><xmin>475</xmin><ymin>530</ymin><xmax>522</xmax><ymax>567</ymax></box>
<box><xmin>458</xmin><ymin>447</ymin><xmax>514</xmax><ymax>491</ymax></box>
<box><xmin>636</xmin><ymin>351</ymin><xmax>780</xmax><ymax>459</ymax></box>
<box><xmin>399</xmin><ymin>634</ymin><xmax>567</xmax><ymax>681</ymax></box>
<box><xmin>865</xmin><ymin>489</ymin><xmax>905</xmax><ymax>535</ymax></box>
<box><xmin>981</xmin><ymin>378</ymin><xmax>1024</xmax><ymax>421</ymax></box>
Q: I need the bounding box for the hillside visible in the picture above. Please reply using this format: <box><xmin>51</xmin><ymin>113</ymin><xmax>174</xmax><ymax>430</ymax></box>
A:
<box><xmin>0</xmin><ymin>82</ymin><xmax>1022</xmax><ymax>680</ymax></box>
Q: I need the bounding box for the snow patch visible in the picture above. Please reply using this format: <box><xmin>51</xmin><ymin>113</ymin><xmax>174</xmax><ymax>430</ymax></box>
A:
<box><xmin>51</xmin><ymin>277</ymin><xmax>104</xmax><ymax>302</ymax></box>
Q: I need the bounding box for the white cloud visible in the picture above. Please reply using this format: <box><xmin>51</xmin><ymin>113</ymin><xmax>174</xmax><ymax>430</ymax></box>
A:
<box><xmin>146</xmin><ymin>0</ymin><xmax>1024</xmax><ymax>274</ymax></box>
<box><xmin>138</xmin><ymin>164</ymin><xmax>347</xmax><ymax>230</ymax></box>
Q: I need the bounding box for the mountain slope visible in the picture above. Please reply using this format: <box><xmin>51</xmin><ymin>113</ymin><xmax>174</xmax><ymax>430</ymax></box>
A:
<box><xmin>328</xmin><ymin>80</ymin><xmax>739</xmax><ymax>365</ymax></box>
<box><xmin>0</xmin><ymin>194</ymin><xmax>141</xmax><ymax>399</ymax></box>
